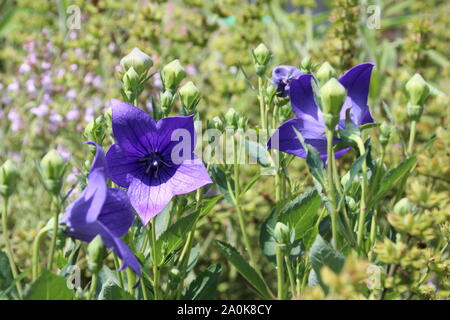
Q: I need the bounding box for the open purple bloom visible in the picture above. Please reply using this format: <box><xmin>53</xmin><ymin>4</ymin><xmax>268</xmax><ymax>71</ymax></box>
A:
<box><xmin>272</xmin><ymin>65</ymin><xmax>302</xmax><ymax>97</ymax></box>
<box><xmin>268</xmin><ymin>63</ymin><xmax>375</xmax><ymax>161</ymax></box>
<box><xmin>106</xmin><ymin>99</ymin><xmax>212</xmax><ymax>226</ymax></box>
<box><xmin>61</xmin><ymin>141</ymin><xmax>141</xmax><ymax>276</ymax></box>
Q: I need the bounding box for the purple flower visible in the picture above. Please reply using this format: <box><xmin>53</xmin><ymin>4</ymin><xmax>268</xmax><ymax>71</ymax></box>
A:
<box><xmin>106</xmin><ymin>99</ymin><xmax>212</xmax><ymax>225</ymax></box>
<box><xmin>268</xmin><ymin>63</ymin><xmax>375</xmax><ymax>161</ymax></box>
<box><xmin>272</xmin><ymin>65</ymin><xmax>302</xmax><ymax>97</ymax></box>
<box><xmin>61</xmin><ymin>142</ymin><xmax>141</xmax><ymax>275</ymax></box>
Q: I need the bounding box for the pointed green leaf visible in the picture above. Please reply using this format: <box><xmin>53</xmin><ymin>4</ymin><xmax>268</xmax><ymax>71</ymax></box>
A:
<box><xmin>183</xmin><ymin>264</ymin><xmax>222</xmax><ymax>300</ymax></box>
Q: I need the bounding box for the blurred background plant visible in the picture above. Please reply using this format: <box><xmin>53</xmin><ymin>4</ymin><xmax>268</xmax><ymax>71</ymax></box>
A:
<box><xmin>0</xmin><ymin>0</ymin><xmax>448</xmax><ymax>299</ymax></box>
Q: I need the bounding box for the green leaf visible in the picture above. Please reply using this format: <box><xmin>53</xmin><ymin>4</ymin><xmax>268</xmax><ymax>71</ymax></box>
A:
<box><xmin>98</xmin><ymin>282</ymin><xmax>134</xmax><ymax>300</ymax></box>
<box><xmin>279</xmin><ymin>190</ymin><xmax>321</xmax><ymax>240</ymax></box>
<box><xmin>155</xmin><ymin>205</ymin><xmax>171</xmax><ymax>238</ymax></box>
<box><xmin>260</xmin><ymin>209</ymin><xmax>302</xmax><ymax>265</ymax></box>
<box><xmin>369</xmin><ymin>156</ymin><xmax>417</xmax><ymax>207</ymax></box>
<box><xmin>155</xmin><ymin>212</ymin><xmax>198</xmax><ymax>266</ymax></box>
<box><xmin>183</xmin><ymin>264</ymin><xmax>222</xmax><ymax>300</ymax></box>
<box><xmin>243</xmin><ymin>139</ymin><xmax>270</xmax><ymax>167</ymax></box>
<box><xmin>344</xmin><ymin>152</ymin><xmax>367</xmax><ymax>192</ymax></box>
<box><xmin>308</xmin><ymin>235</ymin><xmax>344</xmax><ymax>291</ymax></box>
<box><xmin>0</xmin><ymin>251</ymin><xmax>13</xmax><ymax>291</ymax></box>
<box><xmin>25</xmin><ymin>270</ymin><xmax>74</xmax><ymax>300</ymax></box>
<box><xmin>210</xmin><ymin>165</ymin><xmax>234</xmax><ymax>203</ymax></box>
<box><xmin>198</xmin><ymin>195</ymin><xmax>223</xmax><ymax>218</ymax></box>
<box><xmin>216</xmin><ymin>240</ymin><xmax>272</xmax><ymax>299</ymax></box>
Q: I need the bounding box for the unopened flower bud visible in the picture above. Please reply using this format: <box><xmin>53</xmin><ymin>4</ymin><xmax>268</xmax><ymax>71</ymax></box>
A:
<box><xmin>40</xmin><ymin>150</ymin><xmax>66</xmax><ymax>195</ymax></box>
<box><xmin>238</xmin><ymin>116</ymin><xmax>248</xmax><ymax>131</ymax></box>
<box><xmin>320</xmin><ymin>78</ymin><xmax>346</xmax><ymax>129</ymax></box>
<box><xmin>208</xmin><ymin>116</ymin><xmax>224</xmax><ymax>132</ymax></box>
<box><xmin>161</xmin><ymin>59</ymin><xmax>186</xmax><ymax>92</ymax></box>
<box><xmin>120</xmin><ymin>48</ymin><xmax>153</xmax><ymax>76</ymax></box>
<box><xmin>253</xmin><ymin>43</ymin><xmax>271</xmax><ymax>76</ymax></box>
<box><xmin>274</xmin><ymin>222</ymin><xmax>292</xmax><ymax>245</ymax></box>
<box><xmin>224</xmin><ymin>108</ymin><xmax>239</xmax><ymax>129</ymax></box>
<box><xmin>316</xmin><ymin>62</ymin><xmax>336</xmax><ymax>86</ymax></box>
<box><xmin>160</xmin><ymin>90</ymin><xmax>174</xmax><ymax>116</ymax></box>
<box><xmin>379</xmin><ymin>122</ymin><xmax>392</xmax><ymax>147</ymax></box>
<box><xmin>84</xmin><ymin>114</ymin><xmax>107</xmax><ymax>145</ymax></box>
<box><xmin>405</xmin><ymin>73</ymin><xmax>430</xmax><ymax>107</ymax></box>
<box><xmin>393</xmin><ymin>198</ymin><xmax>412</xmax><ymax>216</ymax></box>
<box><xmin>300</xmin><ymin>56</ymin><xmax>313</xmax><ymax>73</ymax></box>
<box><xmin>87</xmin><ymin>235</ymin><xmax>106</xmax><ymax>274</ymax></box>
<box><xmin>0</xmin><ymin>160</ymin><xmax>19</xmax><ymax>198</ymax></box>
<box><xmin>179</xmin><ymin>81</ymin><xmax>200</xmax><ymax>114</ymax></box>
<box><xmin>122</xmin><ymin>67</ymin><xmax>140</xmax><ymax>91</ymax></box>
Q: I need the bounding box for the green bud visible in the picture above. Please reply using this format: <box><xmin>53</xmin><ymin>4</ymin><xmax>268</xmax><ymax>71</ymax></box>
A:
<box><xmin>123</xmin><ymin>67</ymin><xmax>140</xmax><ymax>91</ymax></box>
<box><xmin>253</xmin><ymin>43</ymin><xmax>271</xmax><ymax>76</ymax></box>
<box><xmin>120</xmin><ymin>47</ymin><xmax>153</xmax><ymax>76</ymax></box>
<box><xmin>87</xmin><ymin>235</ymin><xmax>106</xmax><ymax>274</ymax></box>
<box><xmin>160</xmin><ymin>90</ymin><xmax>174</xmax><ymax>116</ymax></box>
<box><xmin>161</xmin><ymin>59</ymin><xmax>186</xmax><ymax>92</ymax></box>
<box><xmin>300</xmin><ymin>56</ymin><xmax>313</xmax><ymax>73</ymax></box>
<box><xmin>320</xmin><ymin>78</ymin><xmax>347</xmax><ymax>129</ymax></box>
<box><xmin>393</xmin><ymin>198</ymin><xmax>412</xmax><ymax>216</ymax></box>
<box><xmin>405</xmin><ymin>73</ymin><xmax>430</xmax><ymax>107</ymax></box>
<box><xmin>274</xmin><ymin>222</ymin><xmax>292</xmax><ymax>245</ymax></box>
<box><xmin>84</xmin><ymin>114</ymin><xmax>107</xmax><ymax>145</ymax></box>
<box><xmin>406</xmin><ymin>74</ymin><xmax>429</xmax><ymax>121</ymax></box>
<box><xmin>379</xmin><ymin>122</ymin><xmax>392</xmax><ymax>147</ymax></box>
<box><xmin>224</xmin><ymin>108</ymin><xmax>239</xmax><ymax>129</ymax></box>
<box><xmin>238</xmin><ymin>116</ymin><xmax>248</xmax><ymax>131</ymax></box>
<box><xmin>208</xmin><ymin>116</ymin><xmax>224</xmax><ymax>132</ymax></box>
<box><xmin>316</xmin><ymin>62</ymin><xmax>336</xmax><ymax>86</ymax></box>
<box><xmin>0</xmin><ymin>160</ymin><xmax>19</xmax><ymax>198</ymax></box>
<box><xmin>179</xmin><ymin>81</ymin><xmax>201</xmax><ymax>114</ymax></box>
<box><xmin>40</xmin><ymin>150</ymin><xmax>66</xmax><ymax>195</ymax></box>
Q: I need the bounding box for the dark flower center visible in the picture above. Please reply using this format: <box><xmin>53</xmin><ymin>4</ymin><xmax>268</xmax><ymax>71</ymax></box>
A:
<box><xmin>139</xmin><ymin>152</ymin><xmax>172</xmax><ymax>178</ymax></box>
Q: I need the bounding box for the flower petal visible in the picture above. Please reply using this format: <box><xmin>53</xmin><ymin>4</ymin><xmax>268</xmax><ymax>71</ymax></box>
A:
<box><xmin>105</xmin><ymin>144</ymin><xmax>145</xmax><ymax>187</ymax></box>
<box><xmin>127</xmin><ymin>173</ymin><xmax>174</xmax><ymax>226</ymax></box>
<box><xmin>167</xmin><ymin>156</ymin><xmax>212</xmax><ymax>195</ymax></box>
<box><xmin>111</xmin><ymin>99</ymin><xmax>157</xmax><ymax>157</ymax></box>
<box><xmin>339</xmin><ymin>63</ymin><xmax>375</xmax><ymax>125</ymax></box>
<box><xmin>289</xmin><ymin>74</ymin><xmax>323</xmax><ymax>123</ymax></box>
<box><xmin>155</xmin><ymin>115</ymin><xmax>196</xmax><ymax>161</ymax></box>
<box><xmin>98</xmin><ymin>188</ymin><xmax>135</xmax><ymax>238</ymax></box>
<box><xmin>98</xmin><ymin>224</ymin><xmax>141</xmax><ymax>276</ymax></box>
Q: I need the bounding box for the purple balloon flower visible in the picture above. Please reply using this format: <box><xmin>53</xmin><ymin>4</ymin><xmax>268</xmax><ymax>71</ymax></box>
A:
<box><xmin>105</xmin><ymin>99</ymin><xmax>212</xmax><ymax>226</ymax></box>
<box><xmin>268</xmin><ymin>62</ymin><xmax>375</xmax><ymax>161</ymax></box>
<box><xmin>272</xmin><ymin>65</ymin><xmax>302</xmax><ymax>97</ymax></box>
<box><xmin>61</xmin><ymin>142</ymin><xmax>141</xmax><ymax>276</ymax></box>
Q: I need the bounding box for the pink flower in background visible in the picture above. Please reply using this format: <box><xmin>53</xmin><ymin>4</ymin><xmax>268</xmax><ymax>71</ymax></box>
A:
<box><xmin>66</xmin><ymin>89</ymin><xmax>77</xmax><ymax>100</ymax></box>
<box><xmin>19</xmin><ymin>63</ymin><xmax>31</xmax><ymax>74</ymax></box>
<box><xmin>66</xmin><ymin>106</ymin><xmax>80</xmax><ymax>121</ymax></box>
<box><xmin>8</xmin><ymin>108</ymin><xmax>24</xmax><ymax>132</ymax></box>
<box><xmin>57</xmin><ymin>144</ymin><xmax>71</xmax><ymax>160</ymax></box>
<box><xmin>7</xmin><ymin>79</ymin><xmax>19</xmax><ymax>92</ymax></box>
<box><xmin>31</xmin><ymin>104</ymin><xmax>49</xmax><ymax>118</ymax></box>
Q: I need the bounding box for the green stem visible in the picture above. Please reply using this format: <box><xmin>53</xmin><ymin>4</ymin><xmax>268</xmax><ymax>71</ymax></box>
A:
<box><xmin>276</xmin><ymin>244</ymin><xmax>286</xmax><ymax>300</ymax></box>
<box><xmin>126</xmin><ymin>268</ymin><xmax>135</xmax><ymax>296</ymax></box>
<box><xmin>284</xmin><ymin>255</ymin><xmax>296</xmax><ymax>298</ymax></box>
<box><xmin>355</xmin><ymin>139</ymin><xmax>368</xmax><ymax>252</ymax></box>
<box><xmin>150</xmin><ymin>220</ymin><xmax>161</xmax><ymax>300</ymax></box>
<box><xmin>113</xmin><ymin>255</ymin><xmax>125</xmax><ymax>289</ymax></box>
<box><xmin>258</xmin><ymin>77</ymin><xmax>267</xmax><ymax>132</ymax></box>
<box><xmin>326</xmin><ymin>130</ymin><xmax>340</xmax><ymax>250</ymax></box>
<box><xmin>2</xmin><ymin>198</ymin><xmax>23</xmax><ymax>297</ymax></box>
<box><xmin>32</xmin><ymin>226</ymin><xmax>50</xmax><ymax>281</ymax></box>
<box><xmin>88</xmin><ymin>273</ymin><xmax>98</xmax><ymax>300</ymax></box>
<box><xmin>47</xmin><ymin>196</ymin><xmax>60</xmax><ymax>270</ymax></box>
<box><xmin>407</xmin><ymin>120</ymin><xmax>417</xmax><ymax>155</ymax></box>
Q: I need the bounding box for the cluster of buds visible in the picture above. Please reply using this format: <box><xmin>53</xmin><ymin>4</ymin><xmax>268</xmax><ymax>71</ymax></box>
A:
<box><xmin>375</xmin><ymin>237</ymin><xmax>428</xmax><ymax>270</ymax></box>
<box><xmin>39</xmin><ymin>150</ymin><xmax>66</xmax><ymax>196</ymax></box>
<box><xmin>300</xmin><ymin>56</ymin><xmax>315</xmax><ymax>74</ymax></box>
<box><xmin>405</xmin><ymin>73</ymin><xmax>430</xmax><ymax>121</ymax></box>
<box><xmin>224</xmin><ymin>108</ymin><xmax>247</xmax><ymax>131</ymax></box>
<box><xmin>388</xmin><ymin>210</ymin><xmax>446</xmax><ymax>242</ymax></box>
<box><xmin>320</xmin><ymin>78</ymin><xmax>347</xmax><ymax>129</ymax></box>
<box><xmin>252</xmin><ymin>43</ymin><xmax>271</xmax><ymax>77</ymax></box>
<box><xmin>120</xmin><ymin>48</ymin><xmax>153</xmax><ymax>104</ymax></box>
<box><xmin>0</xmin><ymin>160</ymin><xmax>19</xmax><ymax>199</ymax></box>
<box><xmin>160</xmin><ymin>59</ymin><xmax>187</xmax><ymax>116</ymax></box>
<box><xmin>208</xmin><ymin>116</ymin><xmax>224</xmax><ymax>132</ymax></box>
